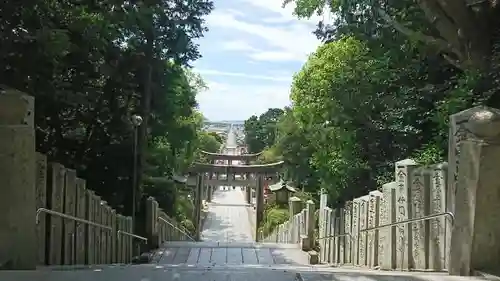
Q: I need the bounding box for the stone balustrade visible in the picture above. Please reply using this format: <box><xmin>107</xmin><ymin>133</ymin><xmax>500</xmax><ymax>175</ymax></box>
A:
<box><xmin>261</xmin><ymin>197</ymin><xmax>316</xmax><ymax>249</ymax></box>
<box><xmin>258</xmin><ymin>106</ymin><xmax>500</xmax><ymax>275</ymax></box>
<box><xmin>145</xmin><ymin>197</ymin><xmax>195</xmax><ymax>245</ymax></box>
<box><xmin>34</xmin><ymin>153</ymin><xmax>135</xmax><ymax>266</ymax></box>
<box><xmin>317</xmin><ymin>159</ymin><xmax>450</xmax><ymax>271</ymax></box>
<box><xmin>0</xmin><ymin>90</ymin><xmax>193</xmax><ymax>269</ymax></box>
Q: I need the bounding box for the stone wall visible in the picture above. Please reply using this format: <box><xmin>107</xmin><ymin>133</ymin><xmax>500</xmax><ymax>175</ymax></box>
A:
<box><xmin>317</xmin><ymin>159</ymin><xmax>450</xmax><ymax>271</ymax></box>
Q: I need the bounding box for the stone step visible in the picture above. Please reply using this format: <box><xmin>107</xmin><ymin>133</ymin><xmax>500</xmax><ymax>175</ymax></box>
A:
<box><xmin>159</xmin><ymin>241</ymin><xmax>302</xmax><ymax>249</ymax></box>
<box><xmin>154</xmin><ymin>243</ymin><xmax>309</xmax><ymax>265</ymax></box>
<box><xmin>0</xmin><ymin>263</ymin><xmax>488</xmax><ymax>281</ymax></box>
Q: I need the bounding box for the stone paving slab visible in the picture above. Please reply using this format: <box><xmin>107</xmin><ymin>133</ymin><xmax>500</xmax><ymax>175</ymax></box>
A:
<box><xmin>201</xmin><ymin>189</ymin><xmax>254</xmax><ymax>243</ymax></box>
<box><xmin>157</xmin><ymin>244</ymin><xmax>309</xmax><ymax>265</ymax></box>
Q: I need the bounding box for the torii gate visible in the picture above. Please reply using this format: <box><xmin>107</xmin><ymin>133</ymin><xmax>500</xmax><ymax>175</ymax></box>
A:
<box><xmin>187</xmin><ymin>152</ymin><xmax>282</xmax><ymax>241</ymax></box>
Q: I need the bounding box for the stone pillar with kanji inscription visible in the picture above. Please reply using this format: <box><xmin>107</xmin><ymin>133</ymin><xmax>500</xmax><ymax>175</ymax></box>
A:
<box><xmin>358</xmin><ymin>195</ymin><xmax>369</xmax><ymax>266</ymax></box>
<box><xmin>410</xmin><ymin>166</ymin><xmax>430</xmax><ymax>270</ymax></box>
<box><xmin>449</xmin><ymin>107</ymin><xmax>500</xmax><ymax>276</ymax></box>
<box><xmin>394</xmin><ymin>159</ymin><xmax>417</xmax><ymax>269</ymax></box>
<box><xmin>428</xmin><ymin>162</ymin><xmax>448</xmax><ymax>271</ymax></box>
<box><xmin>343</xmin><ymin>202</ymin><xmax>352</xmax><ymax>264</ymax></box>
<box><xmin>351</xmin><ymin>198</ymin><xmax>360</xmax><ymax>265</ymax></box>
<box><xmin>380</xmin><ymin>182</ymin><xmax>396</xmax><ymax>270</ymax></box>
<box><xmin>368</xmin><ymin>190</ymin><xmax>382</xmax><ymax>268</ymax></box>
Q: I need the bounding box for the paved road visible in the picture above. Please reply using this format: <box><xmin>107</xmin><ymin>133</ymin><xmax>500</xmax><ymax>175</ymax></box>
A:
<box><xmin>225</xmin><ymin>125</ymin><xmax>237</xmax><ymax>150</ymax></box>
<box><xmin>201</xmin><ymin>189</ymin><xmax>253</xmax><ymax>243</ymax></box>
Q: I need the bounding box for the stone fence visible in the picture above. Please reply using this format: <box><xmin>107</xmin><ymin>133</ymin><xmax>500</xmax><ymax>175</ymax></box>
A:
<box><xmin>145</xmin><ymin>197</ymin><xmax>195</xmax><ymax>248</ymax></box>
<box><xmin>33</xmin><ymin>154</ymin><xmax>135</xmax><ymax>266</ymax></box>
<box><xmin>258</xmin><ymin>105</ymin><xmax>500</xmax><ymax>276</ymax></box>
<box><xmin>317</xmin><ymin>160</ymin><xmax>449</xmax><ymax>271</ymax></box>
<box><xmin>0</xmin><ymin>90</ymin><xmax>192</xmax><ymax>269</ymax></box>
<box><xmin>17</xmin><ymin>149</ymin><xmax>192</xmax><ymax>268</ymax></box>
<box><xmin>260</xmin><ymin>197</ymin><xmax>317</xmax><ymax>263</ymax></box>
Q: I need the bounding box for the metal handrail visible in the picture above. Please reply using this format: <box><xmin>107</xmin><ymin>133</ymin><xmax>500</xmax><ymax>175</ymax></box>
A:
<box><xmin>38</xmin><ymin>208</ymin><xmax>148</xmax><ymax>241</ymax></box>
<box><xmin>36</xmin><ymin>208</ymin><xmax>112</xmax><ymax>231</ymax></box>
<box><xmin>317</xmin><ymin>212</ymin><xmax>454</xmax><ymax>240</ymax></box>
<box><xmin>359</xmin><ymin>211</ymin><xmax>455</xmax><ymax>233</ymax></box>
<box><xmin>318</xmin><ymin>233</ymin><xmax>354</xmax><ymax>241</ymax></box>
<box><xmin>158</xmin><ymin>216</ymin><xmax>196</xmax><ymax>241</ymax></box>
<box><xmin>117</xmin><ymin>230</ymin><xmax>148</xmax><ymax>242</ymax></box>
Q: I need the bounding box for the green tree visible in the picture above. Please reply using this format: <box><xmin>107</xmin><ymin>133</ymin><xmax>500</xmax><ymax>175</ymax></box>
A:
<box><xmin>283</xmin><ymin>0</ymin><xmax>500</xmax><ymax>103</ymax></box>
<box><xmin>0</xmin><ymin>0</ymin><xmax>214</xmax><ymax>224</ymax></box>
<box><xmin>243</xmin><ymin>108</ymin><xmax>284</xmax><ymax>153</ymax></box>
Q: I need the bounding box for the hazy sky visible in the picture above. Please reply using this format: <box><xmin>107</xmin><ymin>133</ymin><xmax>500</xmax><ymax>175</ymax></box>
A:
<box><xmin>194</xmin><ymin>0</ymin><xmax>323</xmax><ymax>121</ymax></box>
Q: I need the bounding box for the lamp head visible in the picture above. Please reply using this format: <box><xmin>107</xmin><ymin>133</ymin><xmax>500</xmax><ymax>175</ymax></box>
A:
<box><xmin>131</xmin><ymin>115</ymin><xmax>143</xmax><ymax>126</ymax></box>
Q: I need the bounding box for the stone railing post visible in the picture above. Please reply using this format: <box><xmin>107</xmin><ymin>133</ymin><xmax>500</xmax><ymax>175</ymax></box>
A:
<box><xmin>367</xmin><ymin>190</ymin><xmax>382</xmax><ymax>268</ymax></box>
<box><xmin>116</xmin><ymin>215</ymin><xmax>124</xmax><ymax>263</ymax></box>
<box><xmin>289</xmin><ymin>196</ymin><xmax>302</xmax><ymax>243</ymax></box>
<box><xmin>35</xmin><ymin>153</ymin><xmax>48</xmax><ymax>265</ymax></box>
<box><xmin>0</xmin><ymin>90</ymin><xmax>36</xmax><ymax>269</ymax></box>
<box><xmin>379</xmin><ymin>182</ymin><xmax>396</xmax><ymax>270</ymax></box>
<box><xmin>85</xmin><ymin>190</ymin><xmax>96</xmax><ymax>264</ymax></box>
<box><xmin>63</xmin><ymin>169</ymin><xmax>77</xmax><ymax>265</ymax></box>
<box><xmin>358</xmin><ymin>195</ymin><xmax>369</xmax><ymax>266</ymax></box>
<box><xmin>301</xmin><ymin>200</ymin><xmax>315</xmax><ymax>251</ymax></box>
<box><xmin>343</xmin><ymin>202</ymin><xmax>353</xmax><ymax>264</ymax></box>
<box><xmin>145</xmin><ymin>197</ymin><xmax>159</xmax><ymax>249</ymax></box>
<box><xmin>289</xmin><ymin>196</ymin><xmax>302</xmax><ymax>219</ymax></box>
<box><xmin>448</xmin><ymin>107</ymin><xmax>500</xmax><ymax>276</ymax></box>
<box><xmin>428</xmin><ymin>162</ymin><xmax>447</xmax><ymax>271</ymax></box>
<box><xmin>394</xmin><ymin>158</ymin><xmax>418</xmax><ymax>270</ymax></box>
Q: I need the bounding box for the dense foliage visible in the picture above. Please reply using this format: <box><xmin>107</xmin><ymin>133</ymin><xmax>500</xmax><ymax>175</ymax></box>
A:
<box><xmin>0</xmin><ymin>0</ymin><xmax>216</xmax><ymax>230</ymax></box>
<box><xmin>244</xmin><ymin>0</ymin><xmax>499</xmax><ymax>208</ymax></box>
<box><xmin>243</xmin><ymin>108</ymin><xmax>284</xmax><ymax>153</ymax></box>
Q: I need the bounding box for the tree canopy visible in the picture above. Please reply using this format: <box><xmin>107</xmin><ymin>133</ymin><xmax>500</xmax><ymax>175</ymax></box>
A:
<box><xmin>1</xmin><ymin>0</ymin><xmax>215</xmax><ymax>231</ymax></box>
<box><xmin>244</xmin><ymin>108</ymin><xmax>284</xmax><ymax>154</ymax></box>
<box><xmin>244</xmin><ymin>1</ymin><xmax>493</xmax><ymax>207</ymax></box>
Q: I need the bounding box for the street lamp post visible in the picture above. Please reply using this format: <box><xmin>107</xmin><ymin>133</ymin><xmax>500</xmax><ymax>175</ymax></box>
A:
<box><xmin>130</xmin><ymin>114</ymin><xmax>143</xmax><ymax>231</ymax></box>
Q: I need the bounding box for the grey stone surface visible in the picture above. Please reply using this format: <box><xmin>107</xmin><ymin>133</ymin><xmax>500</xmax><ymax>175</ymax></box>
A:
<box><xmin>0</xmin><ymin>91</ymin><xmax>37</xmax><ymax>269</ymax></box>
<box><xmin>0</xmin><ymin>263</ymin><xmax>489</xmax><ymax>281</ymax></box>
<box><xmin>201</xmin><ymin>189</ymin><xmax>253</xmax><ymax>243</ymax></box>
<box><xmin>449</xmin><ymin>107</ymin><xmax>500</xmax><ymax>275</ymax></box>
<box><xmin>154</xmin><ymin>186</ymin><xmax>310</xmax><ymax>267</ymax></box>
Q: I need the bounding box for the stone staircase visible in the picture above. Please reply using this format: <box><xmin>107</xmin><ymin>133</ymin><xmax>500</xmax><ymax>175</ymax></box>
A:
<box><xmin>152</xmin><ymin>241</ymin><xmax>311</xmax><ymax>266</ymax></box>
<box><xmin>0</xmin><ymin>241</ymin><xmax>490</xmax><ymax>281</ymax></box>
